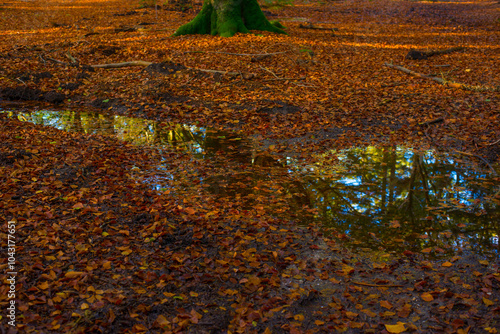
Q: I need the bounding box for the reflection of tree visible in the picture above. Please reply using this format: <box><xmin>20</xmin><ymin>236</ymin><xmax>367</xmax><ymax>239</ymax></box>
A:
<box><xmin>284</xmin><ymin>147</ymin><xmax>499</xmax><ymax>258</ymax></box>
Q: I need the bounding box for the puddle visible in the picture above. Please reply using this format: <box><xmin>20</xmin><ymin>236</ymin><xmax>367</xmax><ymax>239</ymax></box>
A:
<box><xmin>2</xmin><ymin>108</ymin><xmax>499</xmax><ymax>259</ymax></box>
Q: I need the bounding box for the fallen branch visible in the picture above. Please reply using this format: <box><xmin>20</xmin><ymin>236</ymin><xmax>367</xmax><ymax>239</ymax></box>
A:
<box><xmin>299</xmin><ymin>23</ymin><xmax>338</xmax><ymax>31</ymax></box>
<box><xmin>351</xmin><ymin>281</ymin><xmax>403</xmax><ymax>288</ymax></box>
<box><xmin>384</xmin><ymin>63</ymin><xmax>500</xmax><ymax>92</ymax></box>
<box><xmin>47</xmin><ymin>57</ymin><xmax>69</xmax><ymax>65</ymax></box>
<box><xmin>419</xmin><ymin>118</ymin><xmax>444</xmax><ymax>127</ymax></box>
<box><xmin>486</xmin><ymin>138</ymin><xmax>500</xmax><ymax>146</ymax></box>
<box><xmin>91</xmin><ymin>60</ymin><xmax>153</xmax><ymax>68</ymax></box>
<box><xmin>90</xmin><ymin>60</ymin><xmax>254</xmax><ymax>78</ymax></box>
<box><xmin>406</xmin><ymin>47</ymin><xmax>465</xmax><ymax>60</ymax></box>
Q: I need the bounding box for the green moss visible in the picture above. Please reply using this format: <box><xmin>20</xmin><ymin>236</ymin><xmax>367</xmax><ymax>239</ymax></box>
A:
<box><xmin>173</xmin><ymin>0</ymin><xmax>286</xmax><ymax>37</ymax></box>
<box><xmin>270</xmin><ymin>20</ymin><xmax>285</xmax><ymax>29</ymax></box>
<box><xmin>172</xmin><ymin>2</ymin><xmax>212</xmax><ymax>36</ymax></box>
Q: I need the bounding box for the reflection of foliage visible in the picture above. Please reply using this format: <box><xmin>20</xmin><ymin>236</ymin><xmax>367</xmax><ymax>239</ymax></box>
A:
<box><xmin>289</xmin><ymin>147</ymin><xmax>500</xmax><ymax>259</ymax></box>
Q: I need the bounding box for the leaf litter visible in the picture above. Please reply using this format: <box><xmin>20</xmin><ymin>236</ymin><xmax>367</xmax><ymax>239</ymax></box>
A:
<box><xmin>0</xmin><ymin>0</ymin><xmax>499</xmax><ymax>332</ymax></box>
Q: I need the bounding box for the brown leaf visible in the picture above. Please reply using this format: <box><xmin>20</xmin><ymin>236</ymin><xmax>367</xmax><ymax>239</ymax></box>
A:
<box><xmin>380</xmin><ymin>300</ymin><xmax>393</xmax><ymax>309</ymax></box>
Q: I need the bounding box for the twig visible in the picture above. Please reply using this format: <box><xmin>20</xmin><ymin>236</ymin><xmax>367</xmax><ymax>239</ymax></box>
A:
<box><xmin>385</xmin><ymin>63</ymin><xmax>500</xmax><ymax>92</ymax></box>
<box><xmin>65</xmin><ymin>52</ymin><xmax>78</xmax><ymax>64</ymax></box>
<box><xmin>261</xmin><ymin>77</ymin><xmax>306</xmax><ymax>81</ymax></box>
<box><xmin>351</xmin><ymin>281</ymin><xmax>403</xmax><ymax>288</ymax></box>
<box><xmin>47</xmin><ymin>57</ymin><xmax>70</xmax><ymax>66</ymax></box>
<box><xmin>184</xmin><ymin>51</ymin><xmax>287</xmax><ymax>56</ymax></box>
<box><xmin>453</xmin><ymin>151</ymin><xmax>498</xmax><ymax>175</ymax></box>
<box><xmin>91</xmin><ymin>60</ymin><xmax>153</xmax><ymax>68</ymax></box>
<box><xmin>486</xmin><ymin>138</ymin><xmax>500</xmax><ymax>146</ymax></box>
<box><xmin>259</xmin><ymin>65</ymin><xmax>279</xmax><ymax>79</ymax></box>
<box><xmin>291</xmin><ymin>82</ymin><xmax>316</xmax><ymax>88</ymax></box>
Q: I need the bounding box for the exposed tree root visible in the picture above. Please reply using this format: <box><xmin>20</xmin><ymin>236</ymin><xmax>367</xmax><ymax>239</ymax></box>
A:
<box><xmin>385</xmin><ymin>63</ymin><xmax>500</xmax><ymax>92</ymax></box>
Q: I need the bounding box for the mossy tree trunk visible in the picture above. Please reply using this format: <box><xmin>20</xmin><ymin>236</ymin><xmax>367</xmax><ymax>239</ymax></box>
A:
<box><xmin>173</xmin><ymin>0</ymin><xmax>285</xmax><ymax>37</ymax></box>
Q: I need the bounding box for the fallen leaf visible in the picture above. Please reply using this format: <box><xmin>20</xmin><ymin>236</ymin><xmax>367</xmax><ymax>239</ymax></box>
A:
<box><xmin>421</xmin><ymin>292</ymin><xmax>434</xmax><ymax>302</ymax></box>
<box><xmin>385</xmin><ymin>322</ymin><xmax>406</xmax><ymax>333</ymax></box>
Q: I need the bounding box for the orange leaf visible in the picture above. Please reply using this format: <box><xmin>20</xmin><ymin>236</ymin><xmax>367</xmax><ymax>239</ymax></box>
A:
<box><xmin>39</xmin><ymin>281</ymin><xmax>50</xmax><ymax>290</ymax></box>
<box><xmin>385</xmin><ymin>322</ymin><xmax>406</xmax><ymax>333</ymax></box>
<box><xmin>65</xmin><ymin>271</ymin><xmax>85</xmax><ymax>278</ymax></box>
<box><xmin>380</xmin><ymin>300</ymin><xmax>393</xmax><ymax>309</ymax></box>
<box><xmin>108</xmin><ymin>309</ymin><xmax>116</xmax><ymax>323</ymax></box>
<box><xmin>442</xmin><ymin>261</ymin><xmax>453</xmax><ymax>267</ymax></box>
<box><xmin>421</xmin><ymin>292</ymin><xmax>433</xmax><ymax>302</ymax></box>
<box><xmin>185</xmin><ymin>207</ymin><xmax>196</xmax><ymax>215</ymax></box>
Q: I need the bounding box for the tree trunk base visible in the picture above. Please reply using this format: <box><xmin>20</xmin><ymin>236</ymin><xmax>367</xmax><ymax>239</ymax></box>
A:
<box><xmin>173</xmin><ymin>0</ymin><xmax>286</xmax><ymax>37</ymax></box>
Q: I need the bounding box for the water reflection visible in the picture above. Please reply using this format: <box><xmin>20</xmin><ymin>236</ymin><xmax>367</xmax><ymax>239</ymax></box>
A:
<box><xmin>3</xmin><ymin>108</ymin><xmax>499</xmax><ymax>259</ymax></box>
<box><xmin>293</xmin><ymin>147</ymin><xmax>500</xmax><ymax>259</ymax></box>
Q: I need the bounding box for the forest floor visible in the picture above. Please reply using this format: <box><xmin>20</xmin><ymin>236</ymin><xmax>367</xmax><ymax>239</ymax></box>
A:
<box><xmin>0</xmin><ymin>0</ymin><xmax>499</xmax><ymax>333</ymax></box>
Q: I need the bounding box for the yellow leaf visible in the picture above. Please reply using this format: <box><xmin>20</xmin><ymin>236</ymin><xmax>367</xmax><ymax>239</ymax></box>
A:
<box><xmin>315</xmin><ymin>320</ymin><xmax>325</xmax><ymax>325</ymax></box>
<box><xmin>81</xmin><ymin>303</ymin><xmax>89</xmax><ymax>310</ymax></box>
<box><xmin>294</xmin><ymin>314</ymin><xmax>304</xmax><ymax>321</ymax></box>
<box><xmin>421</xmin><ymin>292</ymin><xmax>433</xmax><ymax>302</ymax></box>
<box><xmin>342</xmin><ymin>264</ymin><xmax>354</xmax><ymax>275</ymax></box>
<box><xmin>483</xmin><ymin>297</ymin><xmax>494</xmax><ymax>306</ymax></box>
<box><xmin>385</xmin><ymin>322</ymin><xmax>406</xmax><ymax>333</ymax></box>
<box><xmin>190</xmin><ymin>291</ymin><xmax>199</xmax><ymax>297</ymax></box>
<box><xmin>103</xmin><ymin>261</ymin><xmax>112</xmax><ymax>269</ymax></box>
<box><xmin>479</xmin><ymin>260</ymin><xmax>489</xmax><ymax>266</ymax></box>
<box><xmin>75</xmin><ymin>244</ymin><xmax>87</xmax><ymax>251</ymax></box>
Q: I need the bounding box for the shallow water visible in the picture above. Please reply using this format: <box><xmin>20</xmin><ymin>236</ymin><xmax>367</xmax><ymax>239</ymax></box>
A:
<box><xmin>2</xmin><ymin>108</ymin><xmax>499</xmax><ymax>259</ymax></box>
